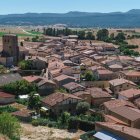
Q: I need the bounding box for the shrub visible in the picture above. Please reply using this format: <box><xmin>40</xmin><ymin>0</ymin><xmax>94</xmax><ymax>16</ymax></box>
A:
<box><xmin>0</xmin><ymin>113</ymin><xmax>21</xmax><ymax>139</ymax></box>
<box><xmin>1</xmin><ymin>80</ymin><xmax>38</xmax><ymax>96</ymax></box>
<box><xmin>0</xmin><ymin>106</ymin><xmax>18</xmax><ymax>114</ymax></box>
<box><xmin>76</xmin><ymin>102</ymin><xmax>90</xmax><ymax>115</ymax></box>
<box><xmin>31</xmin><ymin>120</ymin><xmax>39</xmax><ymax>126</ymax></box>
<box><xmin>68</xmin><ymin>117</ymin><xmax>79</xmax><ymax>131</ymax></box>
<box><xmin>37</xmin><ymin>118</ymin><xmax>48</xmax><ymax>126</ymax></box>
<box><xmin>78</xmin><ymin>120</ymin><xmax>95</xmax><ymax>131</ymax></box>
<box><xmin>48</xmin><ymin>121</ymin><xmax>57</xmax><ymax>128</ymax></box>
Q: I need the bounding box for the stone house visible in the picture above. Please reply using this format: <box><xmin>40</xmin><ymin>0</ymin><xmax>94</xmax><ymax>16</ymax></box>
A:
<box><xmin>119</xmin><ymin>70</ymin><xmax>140</xmax><ymax>84</ymax></box>
<box><xmin>109</xmin><ymin>106</ymin><xmax>140</xmax><ymax>128</ymax></box>
<box><xmin>95</xmin><ymin>69</ymin><xmax>116</xmax><ymax>81</ymax></box>
<box><xmin>102</xmin><ymin>99</ymin><xmax>136</xmax><ymax>114</ymax></box>
<box><xmin>95</xmin><ymin>122</ymin><xmax>140</xmax><ymax>140</ymax></box>
<box><xmin>54</xmin><ymin>74</ymin><xmax>76</xmax><ymax>87</ymax></box>
<box><xmin>118</xmin><ymin>88</ymin><xmax>140</xmax><ymax>102</ymax></box>
<box><xmin>109</xmin><ymin>78</ymin><xmax>138</xmax><ymax>97</ymax></box>
<box><xmin>25</xmin><ymin>56</ymin><xmax>48</xmax><ymax>70</ymax></box>
<box><xmin>37</xmin><ymin>80</ymin><xmax>56</xmax><ymax>96</ymax></box>
<box><xmin>41</xmin><ymin>92</ymin><xmax>82</xmax><ymax>115</ymax></box>
<box><xmin>74</xmin><ymin>88</ymin><xmax>112</xmax><ymax>107</ymax></box>
<box><xmin>63</xmin><ymin>82</ymin><xmax>85</xmax><ymax>93</ymax></box>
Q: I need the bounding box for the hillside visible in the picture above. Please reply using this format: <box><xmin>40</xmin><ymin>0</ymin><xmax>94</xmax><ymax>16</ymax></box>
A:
<box><xmin>0</xmin><ymin>9</ymin><xmax>140</xmax><ymax>27</ymax></box>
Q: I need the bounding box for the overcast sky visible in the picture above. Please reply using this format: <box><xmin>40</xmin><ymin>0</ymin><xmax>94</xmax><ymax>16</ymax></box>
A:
<box><xmin>0</xmin><ymin>0</ymin><xmax>140</xmax><ymax>14</ymax></box>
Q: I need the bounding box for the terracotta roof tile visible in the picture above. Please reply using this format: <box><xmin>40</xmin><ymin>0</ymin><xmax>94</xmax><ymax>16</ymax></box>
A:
<box><xmin>41</xmin><ymin>92</ymin><xmax>82</xmax><ymax>107</ymax></box>
<box><xmin>96</xmin><ymin>122</ymin><xmax>140</xmax><ymax>139</ymax></box>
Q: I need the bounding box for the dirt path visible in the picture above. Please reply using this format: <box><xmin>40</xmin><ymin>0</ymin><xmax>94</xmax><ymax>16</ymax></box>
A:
<box><xmin>21</xmin><ymin>123</ymin><xmax>84</xmax><ymax>140</ymax></box>
<box><xmin>18</xmin><ymin>27</ymin><xmax>33</xmax><ymax>35</ymax></box>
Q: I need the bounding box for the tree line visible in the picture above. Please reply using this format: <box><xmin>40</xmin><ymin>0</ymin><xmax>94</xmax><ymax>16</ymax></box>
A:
<box><xmin>43</xmin><ymin>28</ymin><xmax>95</xmax><ymax>40</ymax></box>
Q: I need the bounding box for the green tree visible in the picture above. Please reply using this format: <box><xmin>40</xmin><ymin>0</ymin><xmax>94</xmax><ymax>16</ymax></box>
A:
<box><xmin>2</xmin><ymin>80</ymin><xmax>37</xmax><ymax>96</ymax></box>
<box><xmin>97</xmin><ymin>29</ymin><xmax>109</xmax><ymax>41</ymax></box>
<box><xmin>86</xmin><ymin>32</ymin><xmax>95</xmax><ymax>40</ymax></box>
<box><xmin>59</xmin><ymin>112</ymin><xmax>70</xmax><ymax>128</ymax></box>
<box><xmin>115</xmin><ymin>32</ymin><xmax>126</xmax><ymax>42</ymax></box>
<box><xmin>0</xmin><ymin>113</ymin><xmax>21</xmax><ymax>139</ymax></box>
<box><xmin>76</xmin><ymin>102</ymin><xmax>90</xmax><ymax>115</ymax></box>
<box><xmin>68</xmin><ymin>116</ymin><xmax>79</xmax><ymax>130</ymax></box>
<box><xmin>84</xmin><ymin>70</ymin><xmax>95</xmax><ymax>81</ymax></box>
<box><xmin>18</xmin><ymin>60</ymin><xmax>32</xmax><ymax>70</ymax></box>
<box><xmin>110</xmin><ymin>33</ymin><xmax>115</xmax><ymax>40</ymax></box>
<box><xmin>32</xmin><ymin>36</ymin><xmax>39</xmax><ymax>42</ymax></box>
<box><xmin>78</xmin><ymin>31</ymin><xmax>86</xmax><ymax>40</ymax></box>
<box><xmin>28</xmin><ymin>92</ymin><xmax>41</xmax><ymax>110</ymax></box>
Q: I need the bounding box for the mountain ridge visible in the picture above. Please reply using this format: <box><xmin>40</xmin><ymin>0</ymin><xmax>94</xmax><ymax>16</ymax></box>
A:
<box><xmin>0</xmin><ymin>9</ymin><xmax>140</xmax><ymax>27</ymax></box>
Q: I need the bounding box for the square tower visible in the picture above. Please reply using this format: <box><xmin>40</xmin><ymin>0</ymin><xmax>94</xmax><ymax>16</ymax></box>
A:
<box><xmin>2</xmin><ymin>34</ymin><xmax>19</xmax><ymax>64</ymax></box>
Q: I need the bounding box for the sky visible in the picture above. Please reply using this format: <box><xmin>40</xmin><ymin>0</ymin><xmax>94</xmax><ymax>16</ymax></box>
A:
<box><xmin>0</xmin><ymin>0</ymin><xmax>140</xmax><ymax>14</ymax></box>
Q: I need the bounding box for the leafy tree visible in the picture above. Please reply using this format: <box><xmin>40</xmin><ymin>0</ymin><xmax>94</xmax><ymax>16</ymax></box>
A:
<box><xmin>68</xmin><ymin>116</ymin><xmax>79</xmax><ymax>130</ymax></box>
<box><xmin>18</xmin><ymin>60</ymin><xmax>32</xmax><ymax>70</ymax></box>
<box><xmin>78</xmin><ymin>31</ymin><xmax>86</xmax><ymax>40</ymax></box>
<box><xmin>1</xmin><ymin>80</ymin><xmax>38</xmax><ymax>96</ymax></box>
<box><xmin>32</xmin><ymin>36</ymin><xmax>39</xmax><ymax>42</ymax></box>
<box><xmin>86</xmin><ymin>32</ymin><xmax>95</xmax><ymax>40</ymax></box>
<box><xmin>84</xmin><ymin>70</ymin><xmax>95</xmax><ymax>81</ymax></box>
<box><xmin>110</xmin><ymin>33</ymin><xmax>115</xmax><ymax>40</ymax></box>
<box><xmin>59</xmin><ymin>112</ymin><xmax>70</xmax><ymax>128</ymax></box>
<box><xmin>76</xmin><ymin>102</ymin><xmax>90</xmax><ymax>115</ymax></box>
<box><xmin>28</xmin><ymin>92</ymin><xmax>41</xmax><ymax>110</ymax></box>
<box><xmin>0</xmin><ymin>113</ymin><xmax>21</xmax><ymax>139</ymax></box>
<box><xmin>97</xmin><ymin>29</ymin><xmax>109</xmax><ymax>41</ymax></box>
<box><xmin>115</xmin><ymin>32</ymin><xmax>126</xmax><ymax>42</ymax></box>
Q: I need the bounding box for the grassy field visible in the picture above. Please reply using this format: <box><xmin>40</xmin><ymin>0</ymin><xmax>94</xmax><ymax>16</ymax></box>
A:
<box><xmin>0</xmin><ymin>32</ymin><xmax>42</xmax><ymax>37</ymax></box>
<box><xmin>27</xmin><ymin>31</ymin><xmax>42</xmax><ymax>35</ymax></box>
<box><xmin>0</xmin><ymin>26</ymin><xmax>43</xmax><ymax>37</ymax></box>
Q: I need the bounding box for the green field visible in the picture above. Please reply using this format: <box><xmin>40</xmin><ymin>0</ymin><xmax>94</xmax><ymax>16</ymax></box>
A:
<box><xmin>27</xmin><ymin>31</ymin><xmax>42</xmax><ymax>35</ymax></box>
<box><xmin>0</xmin><ymin>31</ymin><xmax>42</xmax><ymax>37</ymax></box>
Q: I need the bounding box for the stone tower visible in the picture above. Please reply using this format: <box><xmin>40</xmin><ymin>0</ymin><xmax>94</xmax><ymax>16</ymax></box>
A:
<box><xmin>2</xmin><ymin>34</ymin><xmax>19</xmax><ymax>64</ymax></box>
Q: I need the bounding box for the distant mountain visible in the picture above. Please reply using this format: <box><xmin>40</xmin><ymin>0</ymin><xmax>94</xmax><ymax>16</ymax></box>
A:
<box><xmin>0</xmin><ymin>10</ymin><xmax>140</xmax><ymax>28</ymax></box>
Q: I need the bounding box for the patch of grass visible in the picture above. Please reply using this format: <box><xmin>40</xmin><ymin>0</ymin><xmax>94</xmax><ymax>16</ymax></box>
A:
<box><xmin>0</xmin><ymin>32</ymin><xmax>36</xmax><ymax>37</ymax></box>
<box><xmin>27</xmin><ymin>31</ymin><xmax>42</xmax><ymax>35</ymax></box>
<box><xmin>0</xmin><ymin>106</ymin><xmax>18</xmax><ymax>113</ymax></box>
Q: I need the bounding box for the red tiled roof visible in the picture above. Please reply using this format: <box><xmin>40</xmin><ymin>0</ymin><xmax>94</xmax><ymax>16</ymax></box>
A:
<box><xmin>109</xmin><ymin>78</ymin><xmax>136</xmax><ymax>86</ymax></box>
<box><xmin>110</xmin><ymin>106</ymin><xmax>140</xmax><ymax>121</ymax></box>
<box><xmin>0</xmin><ymin>92</ymin><xmax>15</xmax><ymax>98</ymax></box>
<box><xmin>63</xmin><ymin>82</ymin><xmax>85</xmax><ymax>90</ymax></box>
<box><xmin>12</xmin><ymin>109</ymin><xmax>31</xmax><ymax>117</ymax></box>
<box><xmin>41</xmin><ymin>92</ymin><xmax>82</xmax><ymax>107</ymax></box>
<box><xmin>23</xmin><ymin>76</ymin><xmax>41</xmax><ymax>83</ymax></box>
<box><xmin>119</xmin><ymin>88</ymin><xmax>140</xmax><ymax>99</ymax></box>
<box><xmin>86</xmin><ymin>88</ymin><xmax>112</xmax><ymax>98</ymax></box>
<box><xmin>97</xmin><ymin>69</ymin><xmax>113</xmax><ymax>75</ymax></box>
<box><xmin>54</xmin><ymin>74</ymin><xmax>76</xmax><ymax>81</ymax></box>
<box><xmin>95</xmin><ymin>122</ymin><xmax>140</xmax><ymax>139</ymax></box>
<box><xmin>104</xmin><ymin>114</ymin><xmax>129</xmax><ymax>126</ymax></box>
<box><xmin>122</xmin><ymin>70</ymin><xmax>140</xmax><ymax>77</ymax></box>
<box><xmin>103</xmin><ymin>99</ymin><xmax>135</xmax><ymax>110</ymax></box>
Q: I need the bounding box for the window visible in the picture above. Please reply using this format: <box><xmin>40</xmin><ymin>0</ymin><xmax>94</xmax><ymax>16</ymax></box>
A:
<box><xmin>69</xmin><ymin>100</ymin><xmax>72</xmax><ymax>104</ymax></box>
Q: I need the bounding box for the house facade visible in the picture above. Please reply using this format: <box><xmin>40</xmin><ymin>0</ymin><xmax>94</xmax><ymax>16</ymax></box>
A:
<box><xmin>41</xmin><ymin>92</ymin><xmax>82</xmax><ymax>115</ymax></box>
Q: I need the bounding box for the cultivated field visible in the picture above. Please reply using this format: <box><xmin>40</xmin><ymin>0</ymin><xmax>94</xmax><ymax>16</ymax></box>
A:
<box><xmin>0</xmin><ymin>26</ymin><xmax>43</xmax><ymax>45</ymax></box>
